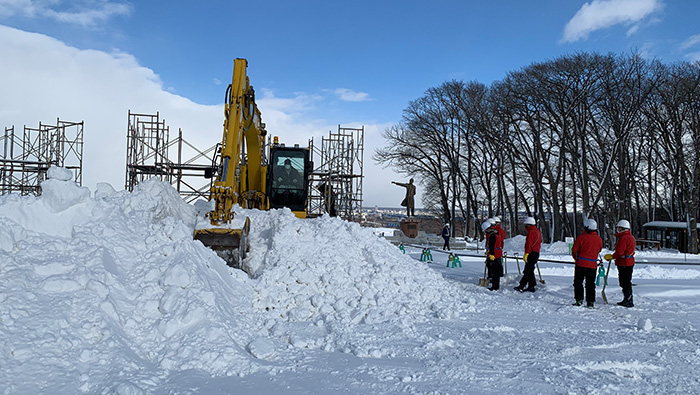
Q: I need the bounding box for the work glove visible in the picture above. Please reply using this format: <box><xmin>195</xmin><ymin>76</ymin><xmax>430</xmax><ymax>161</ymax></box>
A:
<box><xmin>523</xmin><ymin>253</ymin><xmax>529</xmax><ymax>263</ymax></box>
<box><xmin>488</xmin><ymin>255</ymin><xmax>495</xmax><ymax>261</ymax></box>
<box><xmin>604</xmin><ymin>253</ymin><xmax>613</xmax><ymax>261</ymax></box>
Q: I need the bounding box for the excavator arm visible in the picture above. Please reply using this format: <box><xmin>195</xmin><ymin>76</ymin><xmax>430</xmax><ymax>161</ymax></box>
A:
<box><xmin>194</xmin><ymin>58</ymin><xmax>311</xmax><ymax>271</ymax></box>
<box><xmin>194</xmin><ymin>58</ymin><xmax>267</xmax><ymax>268</ymax></box>
<box><xmin>211</xmin><ymin>58</ymin><xmax>267</xmax><ymax>219</ymax></box>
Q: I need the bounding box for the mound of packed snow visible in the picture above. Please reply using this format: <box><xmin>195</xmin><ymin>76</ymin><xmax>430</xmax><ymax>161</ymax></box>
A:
<box><xmin>0</xmin><ymin>170</ymin><xmax>466</xmax><ymax>392</ymax></box>
<box><xmin>1</xmin><ymin>176</ymin><xmax>269</xmax><ymax>393</ymax></box>
<box><xmin>237</xmin><ymin>209</ymin><xmax>465</xmax><ymax>354</ymax></box>
<box><xmin>545</xmin><ymin>240</ymin><xmax>572</xmax><ymax>255</ymax></box>
<box><xmin>503</xmin><ymin>235</ymin><xmax>525</xmax><ymax>255</ymax></box>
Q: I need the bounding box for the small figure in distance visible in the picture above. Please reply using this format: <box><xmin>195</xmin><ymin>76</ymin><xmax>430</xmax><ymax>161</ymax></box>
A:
<box><xmin>442</xmin><ymin>223</ymin><xmax>450</xmax><ymax>250</ymax></box>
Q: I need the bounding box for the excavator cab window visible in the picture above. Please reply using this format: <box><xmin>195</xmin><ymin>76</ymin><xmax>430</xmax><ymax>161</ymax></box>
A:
<box><xmin>268</xmin><ymin>148</ymin><xmax>309</xmax><ymax>212</ymax></box>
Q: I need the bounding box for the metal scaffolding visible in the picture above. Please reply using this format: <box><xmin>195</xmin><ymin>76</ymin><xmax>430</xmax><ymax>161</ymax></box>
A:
<box><xmin>125</xmin><ymin>111</ymin><xmax>215</xmax><ymax>202</ymax></box>
<box><xmin>1</xmin><ymin>119</ymin><xmax>84</xmax><ymax>196</ymax></box>
<box><xmin>308</xmin><ymin>125</ymin><xmax>364</xmax><ymax>221</ymax></box>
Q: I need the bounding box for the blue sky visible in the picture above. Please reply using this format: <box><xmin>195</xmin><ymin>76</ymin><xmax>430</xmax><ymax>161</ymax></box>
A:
<box><xmin>1</xmin><ymin>0</ymin><xmax>700</xmax><ymax>207</ymax></box>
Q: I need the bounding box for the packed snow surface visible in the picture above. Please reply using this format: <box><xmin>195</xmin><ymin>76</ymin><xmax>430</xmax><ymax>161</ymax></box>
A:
<box><xmin>1</xmin><ymin>171</ymin><xmax>700</xmax><ymax>394</ymax></box>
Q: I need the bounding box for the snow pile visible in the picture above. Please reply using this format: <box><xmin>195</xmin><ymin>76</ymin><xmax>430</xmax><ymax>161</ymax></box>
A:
<box><xmin>0</xmin><ymin>176</ymin><xmax>268</xmax><ymax>393</ymax></box>
<box><xmin>504</xmin><ymin>236</ymin><xmax>572</xmax><ymax>256</ymax></box>
<box><xmin>545</xmin><ymin>240</ymin><xmax>572</xmax><ymax>254</ymax></box>
<box><xmin>503</xmin><ymin>234</ymin><xmax>525</xmax><ymax>255</ymax></box>
<box><xmin>0</xmin><ymin>171</ymin><xmax>466</xmax><ymax>392</ymax></box>
<box><xmin>242</xmin><ymin>209</ymin><xmax>465</xmax><ymax>354</ymax></box>
<box><xmin>631</xmin><ymin>265</ymin><xmax>700</xmax><ymax>280</ymax></box>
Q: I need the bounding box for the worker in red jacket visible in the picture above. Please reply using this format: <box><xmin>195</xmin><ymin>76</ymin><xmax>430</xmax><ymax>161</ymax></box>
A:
<box><xmin>571</xmin><ymin>219</ymin><xmax>603</xmax><ymax>307</ymax></box>
<box><xmin>604</xmin><ymin>219</ymin><xmax>636</xmax><ymax>307</ymax></box>
<box><xmin>482</xmin><ymin>221</ymin><xmax>503</xmax><ymax>291</ymax></box>
<box><xmin>488</xmin><ymin>217</ymin><xmax>504</xmax><ymax>254</ymax></box>
<box><xmin>515</xmin><ymin>217</ymin><xmax>541</xmax><ymax>293</ymax></box>
<box><xmin>494</xmin><ymin>216</ymin><xmax>506</xmax><ymax>244</ymax></box>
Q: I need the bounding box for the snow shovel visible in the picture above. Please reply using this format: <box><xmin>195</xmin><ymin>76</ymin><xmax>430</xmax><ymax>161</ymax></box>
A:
<box><xmin>536</xmin><ymin>261</ymin><xmax>545</xmax><ymax>284</ymax></box>
<box><xmin>515</xmin><ymin>254</ymin><xmax>521</xmax><ymax>275</ymax></box>
<box><xmin>601</xmin><ymin>258</ymin><xmax>612</xmax><ymax>304</ymax></box>
<box><xmin>478</xmin><ymin>259</ymin><xmax>489</xmax><ymax>287</ymax></box>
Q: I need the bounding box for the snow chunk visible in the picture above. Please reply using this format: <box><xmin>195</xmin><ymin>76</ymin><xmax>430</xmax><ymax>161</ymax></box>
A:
<box><xmin>40</xmin><ymin>170</ymin><xmax>90</xmax><ymax>212</ymax></box>
<box><xmin>161</xmin><ymin>263</ymin><xmax>192</xmax><ymax>288</ymax></box>
<box><xmin>111</xmin><ymin>381</ymin><xmax>145</xmax><ymax>395</ymax></box>
<box><xmin>47</xmin><ymin>166</ymin><xmax>74</xmax><ymax>181</ymax></box>
<box><xmin>247</xmin><ymin>337</ymin><xmax>276</xmax><ymax>360</ymax></box>
<box><xmin>41</xmin><ymin>277</ymin><xmax>82</xmax><ymax>292</ymax></box>
<box><xmin>94</xmin><ymin>182</ymin><xmax>117</xmax><ymax>199</ymax></box>
<box><xmin>637</xmin><ymin>317</ymin><xmax>653</xmax><ymax>332</ymax></box>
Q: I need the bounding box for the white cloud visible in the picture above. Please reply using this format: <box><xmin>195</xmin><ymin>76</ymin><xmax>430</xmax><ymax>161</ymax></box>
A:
<box><xmin>0</xmin><ymin>24</ymin><xmax>220</xmax><ymax>192</ymax></box>
<box><xmin>0</xmin><ymin>0</ymin><xmax>36</xmax><ymax>18</ymax></box>
<box><xmin>684</xmin><ymin>52</ymin><xmax>700</xmax><ymax>62</ymax></box>
<box><xmin>0</xmin><ymin>0</ymin><xmax>131</xmax><ymax>27</ymax></box>
<box><xmin>334</xmin><ymin>88</ymin><xmax>372</xmax><ymax>102</ymax></box>
<box><xmin>680</xmin><ymin>34</ymin><xmax>700</xmax><ymax>50</ymax></box>
<box><xmin>0</xmin><ymin>24</ymin><xmax>401</xmax><ymax>206</ymax></box>
<box><xmin>561</xmin><ymin>0</ymin><xmax>663</xmax><ymax>43</ymax></box>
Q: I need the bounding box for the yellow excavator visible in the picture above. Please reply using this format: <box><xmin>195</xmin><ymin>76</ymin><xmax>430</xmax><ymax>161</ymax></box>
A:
<box><xmin>194</xmin><ymin>58</ymin><xmax>311</xmax><ymax>269</ymax></box>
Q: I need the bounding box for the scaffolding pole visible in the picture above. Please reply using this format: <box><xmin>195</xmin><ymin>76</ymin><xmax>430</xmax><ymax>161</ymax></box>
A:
<box><xmin>1</xmin><ymin>119</ymin><xmax>83</xmax><ymax>196</ymax></box>
<box><xmin>124</xmin><ymin>111</ymin><xmax>215</xmax><ymax>203</ymax></box>
<box><xmin>308</xmin><ymin>125</ymin><xmax>364</xmax><ymax>221</ymax></box>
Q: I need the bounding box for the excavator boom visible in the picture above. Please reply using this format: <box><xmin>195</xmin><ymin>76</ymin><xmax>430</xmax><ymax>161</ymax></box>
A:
<box><xmin>193</xmin><ymin>58</ymin><xmax>310</xmax><ymax>271</ymax></box>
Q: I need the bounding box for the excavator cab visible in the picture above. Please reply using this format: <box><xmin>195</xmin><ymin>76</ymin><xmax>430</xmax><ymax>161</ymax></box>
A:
<box><xmin>267</xmin><ymin>146</ymin><xmax>311</xmax><ymax>217</ymax></box>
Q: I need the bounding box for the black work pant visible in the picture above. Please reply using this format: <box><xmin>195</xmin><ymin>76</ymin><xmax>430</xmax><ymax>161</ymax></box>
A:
<box><xmin>488</xmin><ymin>257</ymin><xmax>503</xmax><ymax>289</ymax></box>
<box><xmin>617</xmin><ymin>265</ymin><xmax>634</xmax><ymax>293</ymax></box>
<box><xmin>519</xmin><ymin>251</ymin><xmax>540</xmax><ymax>289</ymax></box>
<box><xmin>573</xmin><ymin>266</ymin><xmax>596</xmax><ymax>303</ymax></box>
<box><xmin>443</xmin><ymin>236</ymin><xmax>450</xmax><ymax>250</ymax></box>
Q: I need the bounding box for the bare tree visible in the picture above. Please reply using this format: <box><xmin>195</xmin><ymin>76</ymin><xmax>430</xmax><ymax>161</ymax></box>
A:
<box><xmin>375</xmin><ymin>53</ymin><xmax>700</xmax><ymax>248</ymax></box>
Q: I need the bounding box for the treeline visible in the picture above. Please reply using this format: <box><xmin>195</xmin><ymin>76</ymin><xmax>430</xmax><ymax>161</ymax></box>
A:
<box><xmin>375</xmin><ymin>52</ymin><xmax>700</xmax><ymax>251</ymax></box>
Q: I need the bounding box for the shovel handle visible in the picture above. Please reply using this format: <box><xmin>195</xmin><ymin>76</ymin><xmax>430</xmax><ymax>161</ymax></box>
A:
<box><xmin>601</xmin><ymin>259</ymin><xmax>612</xmax><ymax>304</ymax></box>
<box><xmin>536</xmin><ymin>261</ymin><xmax>545</xmax><ymax>284</ymax></box>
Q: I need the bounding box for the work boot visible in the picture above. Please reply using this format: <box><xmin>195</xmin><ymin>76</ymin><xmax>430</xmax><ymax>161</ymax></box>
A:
<box><xmin>586</xmin><ymin>301</ymin><xmax>595</xmax><ymax>308</ymax></box>
<box><xmin>514</xmin><ymin>285</ymin><xmax>525</xmax><ymax>292</ymax></box>
<box><xmin>572</xmin><ymin>300</ymin><xmax>583</xmax><ymax>306</ymax></box>
<box><xmin>525</xmin><ymin>287</ymin><xmax>536</xmax><ymax>293</ymax></box>
<box><xmin>617</xmin><ymin>293</ymin><xmax>628</xmax><ymax>306</ymax></box>
<box><xmin>620</xmin><ymin>299</ymin><xmax>634</xmax><ymax>308</ymax></box>
<box><xmin>617</xmin><ymin>289</ymin><xmax>634</xmax><ymax>307</ymax></box>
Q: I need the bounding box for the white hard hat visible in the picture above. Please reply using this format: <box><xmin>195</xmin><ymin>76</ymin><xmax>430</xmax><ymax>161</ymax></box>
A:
<box><xmin>586</xmin><ymin>219</ymin><xmax>597</xmax><ymax>231</ymax></box>
<box><xmin>481</xmin><ymin>221</ymin><xmax>492</xmax><ymax>232</ymax></box>
<box><xmin>616</xmin><ymin>219</ymin><xmax>630</xmax><ymax>229</ymax></box>
<box><xmin>493</xmin><ymin>216</ymin><xmax>501</xmax><ymax>223</ymax></box>
<box><xmin>488</xmin><ymin>218</ymin><xmax>496</xmax><ymax>225</ymax></box>
<box><xmin>524</xmin><ymin>217</ymin><xmax>536</xmax><ymax>226</ymax></box>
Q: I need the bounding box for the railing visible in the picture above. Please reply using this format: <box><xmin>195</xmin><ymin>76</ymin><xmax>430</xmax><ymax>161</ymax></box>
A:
<box><xmin>636</xmin><ymin>239</ymin><xmax>661</xmax><ymax>251</ymax></box>
<box><xmin>402</xmin><ymin>243</ymin><xmax>700</xmax><ymax>266</ymax></box>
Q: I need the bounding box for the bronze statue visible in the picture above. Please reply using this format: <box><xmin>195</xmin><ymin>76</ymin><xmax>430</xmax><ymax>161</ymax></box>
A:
<box><xmin>392</xmin><ymin>178</ymin><xmax>416</xmax><ymax>217</ymax></box>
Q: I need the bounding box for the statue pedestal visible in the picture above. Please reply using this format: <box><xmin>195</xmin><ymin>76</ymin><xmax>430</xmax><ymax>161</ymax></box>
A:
<box><xmin>399</xmin><ymin>218</ymin><xmax>420</xmax><ymax>238</ymax></box>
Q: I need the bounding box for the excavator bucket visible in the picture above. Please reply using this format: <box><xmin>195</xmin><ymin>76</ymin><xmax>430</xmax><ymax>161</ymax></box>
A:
<box><xmin>194</xmin><ymin>217</ymin><xmax>250</xmax><ymax>270</ymax></box>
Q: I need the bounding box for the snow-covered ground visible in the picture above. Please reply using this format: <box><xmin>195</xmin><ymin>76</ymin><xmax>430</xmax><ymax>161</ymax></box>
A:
<box><xmin>1</xmin><ymin>169</ymin><xmax>699</xmax><ymax>394</ymax></box>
